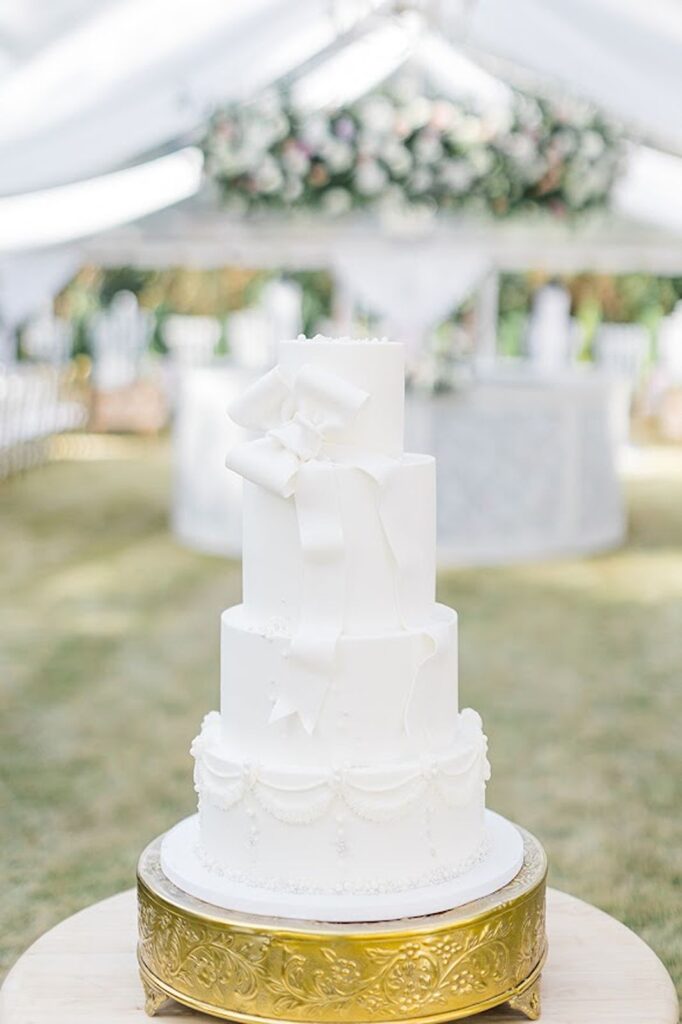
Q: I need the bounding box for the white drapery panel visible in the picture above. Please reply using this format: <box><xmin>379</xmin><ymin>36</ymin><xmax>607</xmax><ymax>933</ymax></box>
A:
<box><xmin>0</xmin><ymin>247</ymin><xmax>79</xmax><ymax>329</ymax></box>
<box><xmin>0</xmin><ymin>148</ymin><xmax>203</xmax><ymax>253</ymax></box>
<box><xmin>613</xmin><ymin>145</ymin><xmax>682</xmax><ymax>236</ymax></box>
<box><xmin>462</xmin><ymin>0</ymin><xmax>682</xmax><ymax>152</ymax></box>
<box><xmin>332</xmin><ymin>240</ymin><xmax>490</xmax><ymax>351</ymax></box>
<box><xmin>0</xmin><ymin>0</ymin><xmax>384</xmax><ymax>195</ymax></box>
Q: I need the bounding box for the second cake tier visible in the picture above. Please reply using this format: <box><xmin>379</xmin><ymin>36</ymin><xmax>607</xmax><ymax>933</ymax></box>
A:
<box><xmin>220</xmin><ymin>602</ymin><xmax>460</xmax><ymax>766</ymax></box>
<box><xmin>242</xmin><ymin>455</ymin><xmax>436</xmax><ymax>636</ymax></box>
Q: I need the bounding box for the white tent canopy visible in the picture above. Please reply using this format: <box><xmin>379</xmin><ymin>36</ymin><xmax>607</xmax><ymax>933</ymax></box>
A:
<box><xmin>1</xmin><ymin>0</ymin><xmax>681</xmax><ymax>198</ymax></box>
<box><xmin>0</xmin><ymin>0</ymin><xmax>682</xmax><ymax>331</ymax></box>
<box><xmin>463</xmin><ymin>0</ymin><xmax>682</xmax><ymax>154</ymax></box>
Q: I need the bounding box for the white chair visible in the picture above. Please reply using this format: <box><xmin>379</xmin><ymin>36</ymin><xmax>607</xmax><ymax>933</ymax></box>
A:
<box><xmin>0</xmin><ymin>365</ymin><xmax>85</xmax><ymax>477</ymax></box>
<box><xmin>594</xmin><ymin>322</ymin><xmax>650</xmax><ymax>444</ymax></box>
<box><xmin>227</xmin><ymin>308</ymin><xmax>275</xmax><ymax>370</ymax></box>
<box><xmin>657</xmin><ymin>302</ymin><xmax>682</xmax><ymax>383</ymax></box>
<box><xmin>163</xmin><ymin>315</ymin><xmax>221</xmax><ymax>368</ymax></box>
<box><xmin>22</xmin><ymin>308</ymin><xmax>73</xmax><ymax>366</ymax></box>
<box><xmin>90</xmin><ymin>291</ymin><xmax>153</xmax><ymax>391</ymax></box>
<box><xmin>526</xmin><ymin>284</ymin><xmax>573</xmax><ymax>372</ymax></box>
<box><xmin>0</xmin><ymin>325</ymin><xmax>17</xmax><ymax>366</ymax></box>
<box><xmin>257</xmin><ymin>279</ymin><xmax>303</xmax><ymax>346</ymax></box>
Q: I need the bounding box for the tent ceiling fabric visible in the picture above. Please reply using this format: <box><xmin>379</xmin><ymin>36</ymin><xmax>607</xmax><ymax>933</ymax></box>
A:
<box><xmin>463</xmin><ymin>0</ymin><xmax>682</xmax><ymax>153</ymax></box>
<box><xmin>0</xmin><ymin>0</ymin><xmax>681</xmax><ymax>258</ymax></box>
<box><xmin>1</xmin><ymin>0</ymin><xmax>681</xmax><ymax>196</ymax></box>
<box><xmin>0</xmin><ymin>148</ymin><xmax>203</xmax><ymax>254</ymax></box>
<box><xmin>0</xmin><ymin>0</ymin><xmax>385</xmax><ymax>195</ymax></box>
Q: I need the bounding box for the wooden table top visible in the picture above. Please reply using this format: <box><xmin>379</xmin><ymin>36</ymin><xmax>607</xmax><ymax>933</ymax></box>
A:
<box><xmin>0</xmin><ymin>887</ymin><xmax>678</xmax><ymax>1023</ymax></box>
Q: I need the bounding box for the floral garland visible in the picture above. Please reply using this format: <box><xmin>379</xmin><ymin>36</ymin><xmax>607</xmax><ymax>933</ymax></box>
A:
<box><xmin>203</xmin><ymin>77</ymin><xmax>623</xmax><ymax>220</ymax></box>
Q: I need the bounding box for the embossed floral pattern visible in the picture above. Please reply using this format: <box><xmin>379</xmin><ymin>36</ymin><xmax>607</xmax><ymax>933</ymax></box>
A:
<box><xmin>138</xmin><ymin>865</ymin><xmax>546</xmax><ymax>1021</ymax></box>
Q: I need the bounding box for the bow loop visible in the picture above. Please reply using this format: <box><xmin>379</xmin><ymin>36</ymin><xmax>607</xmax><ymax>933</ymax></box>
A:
<box><xmin>228</xmin><ymin>366</ymin><xmax>290</xmax><ymax>432</ymax></box>
<box><xmin>226</xmin><ymin>364</ymin><xmax>369</xmax><ymax>500</ymax></box>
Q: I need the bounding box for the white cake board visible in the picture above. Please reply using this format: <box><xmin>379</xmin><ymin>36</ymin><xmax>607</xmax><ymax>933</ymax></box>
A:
<box><xmin>160</xmin><ymin>810</ymin><xmax>524</xmax><ymax>923</ymax></box>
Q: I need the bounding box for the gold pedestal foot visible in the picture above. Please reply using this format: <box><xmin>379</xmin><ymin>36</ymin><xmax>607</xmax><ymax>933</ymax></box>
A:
<box><xmin>141</xmin><ymin>975</ymin><xmax>169</xmax><ymax>1017</ymax></box>
<box><xmin>509</xmin><ymin>975</ymin><xmax>542</xmax><ymax>1020</ymax></box>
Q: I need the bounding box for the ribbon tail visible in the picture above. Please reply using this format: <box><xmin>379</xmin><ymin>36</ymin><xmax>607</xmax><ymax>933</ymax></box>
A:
<box><xmin>403</xmin><ymin>620</ymin><xmax>453</xmax><ymax>736</ymax></box>
<box><xmin>269</xmin><ymin>462</ymin><xmax>345</xmax><ymax>734</ymax></box>
<box><xmin>269</xmin><ymin>636</ymin><xmax>337</xmax><ymax>734</ymax></box>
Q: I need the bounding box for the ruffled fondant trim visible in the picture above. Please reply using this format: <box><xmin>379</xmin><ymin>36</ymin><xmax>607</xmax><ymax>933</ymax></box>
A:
<box><xmin>191</xmin><ymin>709</ymin><xmax>490</xmax><ymax>825</ymax></box>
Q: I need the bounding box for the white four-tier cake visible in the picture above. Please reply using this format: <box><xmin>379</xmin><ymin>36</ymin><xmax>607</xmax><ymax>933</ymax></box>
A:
<box><xmin>161</xmin><ymin>335</ymin><xmax>523</xmax><ymax>921</ymax></box>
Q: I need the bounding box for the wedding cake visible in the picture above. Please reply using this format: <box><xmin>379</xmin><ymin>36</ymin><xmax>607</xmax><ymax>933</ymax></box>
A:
<box><xmin>161</xmin><ymin>335</ymin><xmax>524</xmax><ymax>922</ymax></box>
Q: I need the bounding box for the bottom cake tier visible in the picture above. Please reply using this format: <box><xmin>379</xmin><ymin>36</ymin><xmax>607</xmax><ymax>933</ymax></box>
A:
<box><xmin>160</xmin><ymin>810</ymin><xmax>525</xmax><ymax>922</ymax></box>
<box><xmin>183</xmin><ymin>707</ymin><xmax>502</xmax><ymax>912</ymax></box>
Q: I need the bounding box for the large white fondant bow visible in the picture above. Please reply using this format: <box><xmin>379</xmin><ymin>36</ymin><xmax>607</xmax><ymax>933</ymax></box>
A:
<box><xmin>227</xmin><ymin>364</ymin><xmax>369</xmax><ymax>733</ymax></box>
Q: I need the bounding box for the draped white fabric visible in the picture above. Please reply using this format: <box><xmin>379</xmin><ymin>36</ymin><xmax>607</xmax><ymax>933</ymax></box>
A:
<box><xmin>0</xmin><ymin>247</ymin><xmax>79</xmax><ymax>329</ymax></box>
<box><xmin>1</xmin><ymin>0</ymin><xmax>681</xmax><ymax>200</ymax></box>
<box><xmin>463</xmin><ymin>0</ymin><xmax>682</xmax><ymax>152</ymax></box>
<box><xmin>0</xmin><ymin>148</ymin><xmax>203</xmax><ymax>253</ymax></box>
<box><xmin>0</xmin><ymin>0</ymin><xmax>384</xmax><ymax>195</ymax></box>
<box><xmin>0</xmin><ymin>0</ymin><xmax>680</xmax><ymax>265</ymax></box>
<box><xmin>333</xmin><ymin>242</ymin><xmax>490</xmax><ymax>352</ymax></box>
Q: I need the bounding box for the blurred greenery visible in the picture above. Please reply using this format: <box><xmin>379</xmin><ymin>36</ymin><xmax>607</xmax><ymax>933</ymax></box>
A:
<box><xmin>1</xmin><ymin>438</ymin><xmax>681</xmax><ymax>994</ymax></box>
<box><xmin>44</xmin><ymin>265</ymin><xmax>682</xmax><ymax>368</ymax></box>
<box><xmin>497</xmin><ymin>271</ymin><xmax>682</xmax><ymax>360</ymax></box>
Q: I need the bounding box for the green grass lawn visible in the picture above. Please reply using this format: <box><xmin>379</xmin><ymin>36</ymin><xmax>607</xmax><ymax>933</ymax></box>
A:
<box><xmin>1</xmin><ymin>437</ymin><xmax>681</xmax><ymax>995</ymax></box>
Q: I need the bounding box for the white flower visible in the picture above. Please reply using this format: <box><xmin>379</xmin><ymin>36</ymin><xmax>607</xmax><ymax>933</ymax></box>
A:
<box><xmin>469</xmin><ymin>148</ymin><xmax>494</xmax><ymax>174</ymax></box>
<box><xmin>282</xmin><ymin>145</ymin><xmax>310</xmax><ymax>177</ymax></box>
<box><xmin>322</xmin><ymin>187</ymin><xmax>353</xmax><ymax>215</ymax></box>
<box><xmin>453</xmin><ymin>115</ymin><xmax>484</xmax><ymax>145</ymax></box>
<box><xmin>440</xmin><ymin>159</ymin><xmax>475</xmax><ymax>193</ymax></box>
<box><xmin>382</xmin><ymin>141</ymin><xmax>412</xmax><ymax>177</ymax></box>
<box><xmin>581</xmin><ymin>129</ymin><xmax>605</xmax><ymax>160</ymax></box>
<box><xmin>253</xmin><ymin>155</ymin><xmax>283</xmax><ymax>194</ymax></box>
<box><xmin>282</xmin><ymin>177</ymin><xmax>304</xmax><ymax>202</ymax></box>
<box><xmin>357</xmin><ymin>95</ymin><xmax>395</xmax><ymax>133</ymax></box>
<box><xmin>414</xmin><ymin>133</ymin><xmax>443</xmax><ymax>165</ymax></box>
<box><xmin>404</xmin><ymin>96</ymin><xmax>432</xmax><ymax>131</ymax></box>
<box><xmin>410</xmin><ymin>167</ymin><xmax>433</xmax><ymax>193</ymax></box>
<box><xmin>355</xmin><ymin>160</ymin><xmax>388</xmax><ymax>196</ymax></box>
<box><xmin>507</xmin><ymin>134</ymin><xmax>536</xmax><ymax>165</ymax></box>
<box><xmin>301</xmin><ymin>113</ymin><xmax>329</xmax><ymax>149</ymax></box>
<box><xmin>551</xmin><ymin>128</ymin><xmax>576</xmax><ymax>158</ymax></box>
<box><xmin>322</xmin><ymin>139</ymin><xmax>354</xmax><ymax>173</ymax></box>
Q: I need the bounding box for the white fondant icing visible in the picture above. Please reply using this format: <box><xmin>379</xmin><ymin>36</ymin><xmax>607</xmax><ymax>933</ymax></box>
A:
<box><xmin>242</xmin><ymin>456</ymin><xmax>436</xmax><ymax>635</ymax></box>
<box><xmin>160</xmin><ymin>811</ymin><xmax>524</xmax><ymax>921</ymax></box>
<box><xmin>181</xmin><ymin>335</ymin><xmax>497</xmax><ymax>914</ymax></box>
<box><xmin>192</xmin><ymin>709</ymin><xmax>489</xmax><ymax>825</ymax></box>
<box><xmin>219</xmin><ymin>603</ymin><xmax>460</xmax><ymax>766</ymax></box>
<box><xmin>278</xmin><ymin>336</ymin><xmax>404</xmax><ymax>457</ymax></box>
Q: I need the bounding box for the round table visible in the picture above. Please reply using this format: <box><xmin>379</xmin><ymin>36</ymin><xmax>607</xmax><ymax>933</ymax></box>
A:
<box><xmin>0</xmin><ymin>888</ymin><xmax>677</xmax><ymax>1024</ymax></box>
<box><xmin>172</xmin><ymin>363</ymin><xmax>625</xmax><ymax>566</ymax></box>
<box><xmin>406</xmin><ymin>367</ymin><xmax>625</xmax><ymax>566</ymax></box>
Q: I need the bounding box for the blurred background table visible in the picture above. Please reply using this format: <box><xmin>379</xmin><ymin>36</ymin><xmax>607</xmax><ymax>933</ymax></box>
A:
<box><xmin>0</xmin><ymin>887</ymin><xmax>677</xmax><ymax>1024</ymax></box>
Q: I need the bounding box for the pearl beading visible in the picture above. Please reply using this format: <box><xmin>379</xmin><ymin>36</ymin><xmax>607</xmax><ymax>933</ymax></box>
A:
<box><xmin>192</xmin><ymin>832</ymin><xmax>491</xmax><ymax>896</ymax></box>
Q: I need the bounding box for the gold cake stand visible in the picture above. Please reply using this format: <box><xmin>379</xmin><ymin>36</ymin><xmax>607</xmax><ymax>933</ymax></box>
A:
<box><xmin>137</xmin><ymin>828</ymin><xmax>547</xmax><ymax>1023</ymax></box>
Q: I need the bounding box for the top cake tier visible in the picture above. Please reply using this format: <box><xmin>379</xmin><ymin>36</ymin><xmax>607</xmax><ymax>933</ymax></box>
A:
<box><xmin>279</xmin><ymin>336</ymin><xmax>405</xmax><ymax>457</ymax></box>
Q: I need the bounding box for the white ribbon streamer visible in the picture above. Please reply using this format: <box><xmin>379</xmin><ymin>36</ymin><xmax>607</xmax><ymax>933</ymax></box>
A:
<box><xmin>227</xmin><ymin>365</ymin><xmax>369</xmax><ymax>732</ymax></box>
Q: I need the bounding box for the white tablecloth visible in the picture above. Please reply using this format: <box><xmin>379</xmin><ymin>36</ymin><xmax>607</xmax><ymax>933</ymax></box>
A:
<box><xmin>172</xmin><ymin>364</ymin><xmax>625</xmax><ymax>565</ymax></box>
